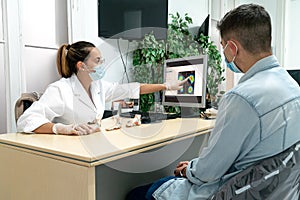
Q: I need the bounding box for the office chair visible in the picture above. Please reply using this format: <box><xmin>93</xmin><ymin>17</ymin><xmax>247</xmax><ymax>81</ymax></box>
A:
<box><xmin>211</xmin><ymin>141</ymin><xmax>300</xmax><ymax>200</ymax></box>
<box><xmin>14</xmin><ymin>92</ymin><xmax>41</xmax><ymax>123</ymax></box>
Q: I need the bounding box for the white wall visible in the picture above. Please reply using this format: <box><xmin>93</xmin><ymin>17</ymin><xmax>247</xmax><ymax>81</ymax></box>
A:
<box><xmin>0</xmin><ymin>44</ymin><xmax>6</xmax><ymax>134</ymax></box>
<box><xmin>0</xmin><ymin>0</ymin><xmax>3</xmax><ymax>39</ymax></box>
<box><xmin>23</xmin><ymin>0</ymin><xmax>67</xmax><ymax>48</ymax></box>
<box><xmin>0</xmin><ymin>0</ymin><xmax>7</xmax><ymax>133</ymax></box>
<box><xmin>23</xmin><ymin>0</ymin><xmax>68</xmax><ymax>93</ymax></box>
<box><xmin>23</xmin><ymin>48</ymin><xmax>59</xmax><ymax>92</ymax></box>
<box><xmin>0</xmin><ymin>44</ymin><xmax>6</xmax><ymax>133</ymax></box>
<box><xmin>169</xmin><ymin>0</ymin><xmax>209</xmax><ymax>26</ymax></box>
<box><xmin>284</xmin><ymin>0</ymin><xmax>300</xmax><ymax>69</ymax></box>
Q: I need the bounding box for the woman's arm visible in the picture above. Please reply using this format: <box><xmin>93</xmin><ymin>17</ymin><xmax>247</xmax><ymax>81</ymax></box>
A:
<box><xmin>140</xmin><ymin>78</ymin><xmax>189</xmax><ymax>94</ymax></box>
<box><xmin>34</xmin><ymin>122</ymin><xmax>100</xmax><ymax>135</ymax></box>
<box><xmin>140</xmin><ymin>84</ymin><xmax>167</xmax><ymax>94</ymax></box>
<box><xmin>33</xmin><ymin>122</ymin><xmax>55</xmax><ymax>134</ymax></box>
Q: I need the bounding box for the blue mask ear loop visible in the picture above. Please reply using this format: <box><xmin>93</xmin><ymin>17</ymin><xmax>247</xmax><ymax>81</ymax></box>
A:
<box><xmin>224</xmin><ymin>41</ymin><xmax>238</xmax><ymax>63</ymax></box>
<box><xmin>230</xmin><ymin>41</ymin><xmax>238</xmax><ymax>63</ymax></box>
<box><xmin>224</xmin><ymin>41</ymin><xmax>243</xmax><ymax>73</ymax></box>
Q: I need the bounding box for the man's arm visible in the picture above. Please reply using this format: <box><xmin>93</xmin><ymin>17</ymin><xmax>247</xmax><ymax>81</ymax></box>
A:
<box><xmin>185</xmin><ymin>93</ymin><xmax>260</xmax><ymax>185</ymax></box>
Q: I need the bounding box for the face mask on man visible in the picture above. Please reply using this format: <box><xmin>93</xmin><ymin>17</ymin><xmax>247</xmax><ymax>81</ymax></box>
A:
<box><xmin>223</xmin><ymin>41</ymin><xmax>242</xmax><ymax>73</ymax></box>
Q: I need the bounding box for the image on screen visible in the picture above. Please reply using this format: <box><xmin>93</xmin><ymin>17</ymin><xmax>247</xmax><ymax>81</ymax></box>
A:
<box><xmin>178</xmin><ymin>71</ymin><xmax>195</xmax><ymax>94</ymax></box>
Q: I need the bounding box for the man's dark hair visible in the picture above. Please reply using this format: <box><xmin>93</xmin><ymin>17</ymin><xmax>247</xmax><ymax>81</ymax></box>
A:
<box><xmin>217</xmin><ymin>4</ymin><xmax>272</xmax><ymax>54</ymax></box>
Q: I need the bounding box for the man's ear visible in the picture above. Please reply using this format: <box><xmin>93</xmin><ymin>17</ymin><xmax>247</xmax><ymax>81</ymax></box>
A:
<box><xmin>227</xmin><ymin>41</ymin><xmax>236</xmax><ymax>52</ymax></box>
<box><xmin>228</xmin><ymin>40</ymin><xmax>241</xmax><ymax>54</ymax></box>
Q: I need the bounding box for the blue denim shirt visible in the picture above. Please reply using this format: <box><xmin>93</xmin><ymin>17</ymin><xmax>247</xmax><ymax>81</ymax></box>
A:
<box><xmin>153</xmin><ymin>55</ymin><xmax>300</xmax><ymax>200</ymax></box>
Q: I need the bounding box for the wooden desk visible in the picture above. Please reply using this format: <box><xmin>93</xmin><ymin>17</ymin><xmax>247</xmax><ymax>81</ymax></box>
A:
<box><xmin>0</xmin><ymin>117</ymin><xmax>214</xmax><ymax>200</ymax></box>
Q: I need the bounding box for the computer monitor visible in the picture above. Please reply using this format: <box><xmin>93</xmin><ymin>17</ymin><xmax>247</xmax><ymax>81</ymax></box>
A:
<box><xmin>197</xmin><ymin>14</ymin><xmax>209</xmax><ymax>38</ymax></box>
<box><xmin>162</xmin><ymin>55</ymin><xmax>208</xmax><ymax>117</ymax></box>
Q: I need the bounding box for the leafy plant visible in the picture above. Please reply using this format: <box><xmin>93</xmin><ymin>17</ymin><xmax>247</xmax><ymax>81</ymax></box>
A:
<box><xmin>195</xmin><ymin>34</ymin><xmax>225</xmax><ymax>107</ymax></box>
<box><xmin>132</xmin><ymin>33</ymin><xmax>166</xmax><ymax>112</ymax></box>
<box><xmin>167</xmin><ymin>13</ymin><xmax>200</xmax><ymax>59</ymax></box>
<box><xmin>132</xmin><ymin>33</ymin><xmax>165</xmax><ymax>84</ymax></box>
<box><xmin>139</xmin><ymin>93</ymin><xmax>155</xmax><ymax>113</ymax></box>
<box><xmin>132</xmin><ymin>12</ymin><xmax>225</xmax><ymax>112</ymax></box>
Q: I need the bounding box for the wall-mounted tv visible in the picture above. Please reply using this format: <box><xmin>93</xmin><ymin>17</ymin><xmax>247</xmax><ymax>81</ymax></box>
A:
<box><xmin>98</xmin><ymin>0</ymin><xmax>168</xmax><ymax>40</ymax></box>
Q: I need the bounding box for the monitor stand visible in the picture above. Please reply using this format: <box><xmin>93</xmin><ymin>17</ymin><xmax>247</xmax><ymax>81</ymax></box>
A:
<box><xmin>180</xmin><ymin>107</ymin><xmax>201</xmax><ymax>118</ymax></box>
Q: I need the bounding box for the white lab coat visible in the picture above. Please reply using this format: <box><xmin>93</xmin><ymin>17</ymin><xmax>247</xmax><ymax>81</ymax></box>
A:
<box><xmin>17</xmin><ymin>74</ymin><xmax>140</xmax><ymax>132</ymax></box>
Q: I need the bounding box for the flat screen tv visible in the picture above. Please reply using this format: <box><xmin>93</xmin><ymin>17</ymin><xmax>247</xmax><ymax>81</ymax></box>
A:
<box><xmin>98</xmin><ymin>0</ymin><xmax>168</xmax><ymax>40</ymax></box>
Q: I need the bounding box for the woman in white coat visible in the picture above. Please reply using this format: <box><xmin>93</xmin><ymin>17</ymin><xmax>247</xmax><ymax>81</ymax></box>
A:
<box><xmin>17</xmin><ymin>41</ymin><xmax>186</xmax><ymax>135</ymax></box>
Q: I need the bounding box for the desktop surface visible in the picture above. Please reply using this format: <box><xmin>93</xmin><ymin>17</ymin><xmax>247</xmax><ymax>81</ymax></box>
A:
<box><xmin>0</xmin><ymin>118</ymin><xmax>215</xmax><ymax>166</ymax></box>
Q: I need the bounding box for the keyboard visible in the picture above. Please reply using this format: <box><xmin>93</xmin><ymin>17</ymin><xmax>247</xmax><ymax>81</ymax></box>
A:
<box><xmin>120</xmin><ymin>110</ymin><xmax>178</xmax><ymax>124</ymax></box>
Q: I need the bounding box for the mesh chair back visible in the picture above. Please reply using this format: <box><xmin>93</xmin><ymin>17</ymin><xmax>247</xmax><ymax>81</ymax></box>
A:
<box><xmin>211</xmin><ymin>141</ymin><xmax>300</xmax><ymax>200</ymax></box>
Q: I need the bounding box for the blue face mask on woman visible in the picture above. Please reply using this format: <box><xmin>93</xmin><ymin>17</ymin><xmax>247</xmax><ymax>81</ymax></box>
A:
<box><xmin>223</xmin><ymin>41</ymin><xmax>242</xmax><ymax>73</ymax></box>
<box><xmin>89</xmin><ymin>64</ymin><xmax>106</xmax><ymax>81</ymax></box>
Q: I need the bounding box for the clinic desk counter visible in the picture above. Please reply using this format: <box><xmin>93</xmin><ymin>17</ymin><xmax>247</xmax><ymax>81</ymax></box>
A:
<box><xmin>0</xmin><ymin>117</ymin><xmax>214</xmax><ymax>200</ymax></box>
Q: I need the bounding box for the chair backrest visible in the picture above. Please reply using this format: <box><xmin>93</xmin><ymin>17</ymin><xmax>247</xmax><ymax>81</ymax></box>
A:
<box><xmin>14</xmin><ymin>92</ymin><xmax>42</xmax><ymax>123</ymax></box>
<box><xmin>211</xmin><ymin>141</ymin><xmax>300</xmax><ymax>200</ymax></box>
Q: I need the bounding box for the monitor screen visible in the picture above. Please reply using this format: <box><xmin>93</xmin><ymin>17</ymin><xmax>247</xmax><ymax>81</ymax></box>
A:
<box><xmin>162</xmin><ymin>55</ymin><xmax>208</xmax><ymax>109</ymax></box>
<box><xmin>98</xmin><ymin>0</ymin><xmax>168</xmax><ymax>40</ymax></box>
<box><xmin>197</xmin><ymin>14</ymin><xmax>210</xmax><ymax>38</ymax></box>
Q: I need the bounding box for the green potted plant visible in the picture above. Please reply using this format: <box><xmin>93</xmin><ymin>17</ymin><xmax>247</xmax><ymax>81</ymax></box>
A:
<box><xmin>132</xmin><ymin>33</ymin><xmax>166</xmax><ymax>112</ymax></box>
<box><xmin>167</xmin><ymin>13</ymin><xmax>200</xmax><ymax>59</ymax></box>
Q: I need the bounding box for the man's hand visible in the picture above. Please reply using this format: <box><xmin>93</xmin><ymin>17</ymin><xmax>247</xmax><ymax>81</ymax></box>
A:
<box><xmin>52</xmin><ymin>123</ymin><xmax>100</xmax><ymax>135</ymax></box>
<box><xmin>173</xmin><ymin>161</ymin><xmax>189</xmax><ymax>177</ymax></box>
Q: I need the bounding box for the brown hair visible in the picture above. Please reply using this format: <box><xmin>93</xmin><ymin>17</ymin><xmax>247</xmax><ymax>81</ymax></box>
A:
<box><xmin>217</xmin><ymin>4</ymin><xmax>272</xmax><ymax>54</ymax></box>
<box><xmin>56</xmin><ymin>41</ymin><xmax>95</xmax><ymax>78</ymax></box>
